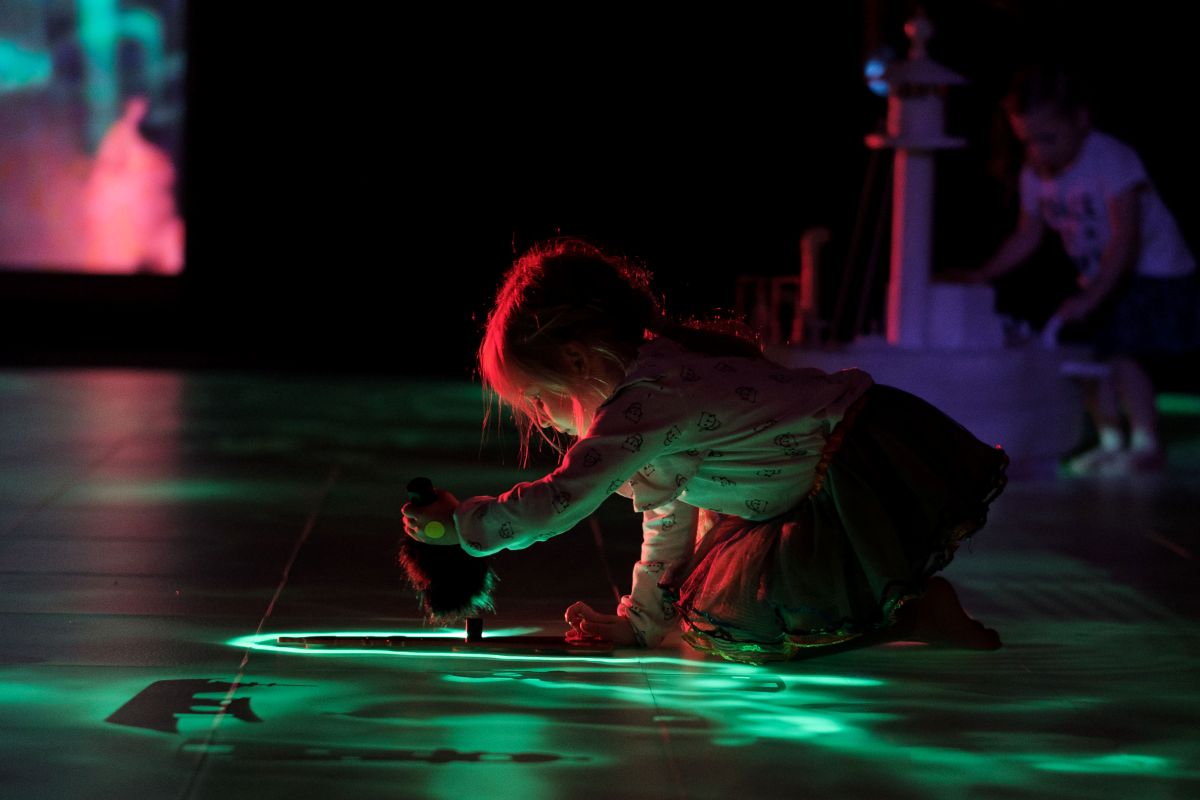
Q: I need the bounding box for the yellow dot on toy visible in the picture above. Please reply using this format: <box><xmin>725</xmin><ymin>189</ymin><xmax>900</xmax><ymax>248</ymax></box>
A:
<box><xmin>424</xmin><ymin>521</ymin><xmax>446</xmax><ymax>540</ymax></box>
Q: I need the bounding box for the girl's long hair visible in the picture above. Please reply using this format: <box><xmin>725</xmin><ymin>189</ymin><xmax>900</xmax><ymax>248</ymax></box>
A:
<box><xmin>479</xmin><ymin>238</ymin><xmax>762</xmax><ymax>463</ymax></box>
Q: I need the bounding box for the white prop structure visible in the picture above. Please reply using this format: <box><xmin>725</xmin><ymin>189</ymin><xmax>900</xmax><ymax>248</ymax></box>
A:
<box><xmin>766</xmin><ymin>11</ymin><xmax>1085</xmax><ymax>477</ymax></box>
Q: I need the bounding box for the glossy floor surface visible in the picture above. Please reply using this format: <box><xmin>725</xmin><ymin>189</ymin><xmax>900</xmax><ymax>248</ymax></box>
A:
<box><xmin>1</xmin><ymin>371</ymin><xmax>1197</xmax><ymax>800</ymax></box>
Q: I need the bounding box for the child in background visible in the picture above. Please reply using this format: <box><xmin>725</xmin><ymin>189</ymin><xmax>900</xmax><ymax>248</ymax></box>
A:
<box><xmin>403</xmin><ymin>239</ymin><xmax>1007</xmax><ymax>664</ymax></box>
<box><xmin>973</xmin><ymin>64</ymin><xmax>1199</xmax><ymax>476</ymax></box>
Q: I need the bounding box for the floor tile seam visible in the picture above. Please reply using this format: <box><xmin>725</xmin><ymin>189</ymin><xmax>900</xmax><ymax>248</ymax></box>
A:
<box><xmin>177</xmin><ymin>461</ymin><xmax>342</xmax><ymax>800</ymax></box>
<box><xmin>587</xmin><ymin>504</ymin><xmax>688</xmax><ymax>795</ymax></box>
<box><xmin>637</xmin><ymin>660</ymin><xmax>692</xmax><ymax>800</ymax></box>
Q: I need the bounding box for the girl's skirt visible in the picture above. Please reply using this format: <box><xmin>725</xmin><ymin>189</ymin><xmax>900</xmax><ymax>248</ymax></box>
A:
<box><xmin>664</xmin><ymin>385</ymin><xmax>1009</xmax><ymax>664</ymax></box>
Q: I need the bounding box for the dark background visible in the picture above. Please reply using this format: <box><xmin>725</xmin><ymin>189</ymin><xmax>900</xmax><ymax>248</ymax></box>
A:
<box><xmin>2</xmin><ymin>1</ymin><xmax>1196</xmax><ymax>378</ymax></box>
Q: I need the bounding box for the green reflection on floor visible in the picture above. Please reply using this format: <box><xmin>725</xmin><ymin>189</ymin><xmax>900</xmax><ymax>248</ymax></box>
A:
<box><xmin>228</xmin><ymin>623</ymin><xmax>1200</xmax><ymax>795</ymax></box>
<box><xmin>232</xmin><ymin>631</ymin><xmax>888</xmax><ymax>683</ymax></box>
<box><xmin>1158</xmin><ymin>393</ymin><xmax>1200</xmax><ymax>416</ymax></box>
<box><xmin>1032</xmin><ymin>753</ymin><xmax>1173</xmax><ymax>774</ymax></box>
<box><xmin>430</xmin><ymin>712</ymin><xmax>559</xmax><ymax>800</ymax></box>
<box><xmin>76</xmin><ymin>479</ymin><xmax>312</xmax><ymax>504</ymax></box>
<box><xmin>233</xmin><ymin>631</ymin><xmax>701</xmax><ymax>667</ymax></box>
<box><xmin>0</xmin><ymin>680</ymin><xmax>56</xmax><ymax>704</ymax></box>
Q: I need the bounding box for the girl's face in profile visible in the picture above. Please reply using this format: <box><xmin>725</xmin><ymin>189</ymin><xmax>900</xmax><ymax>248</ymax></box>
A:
<box><xmin>508</xmin><ymin>343</ymin><xmax>626</xmax><ymax>440</ymax></box>
<box><xmin>522</xmin><ymin>385</ymin><xmax>588</xmax><ymax>437</ymax></box>
<box><xmin>1008</xmin><ymin>104</ymin><xmax>1090</xmax><ymax>178</ymax></box>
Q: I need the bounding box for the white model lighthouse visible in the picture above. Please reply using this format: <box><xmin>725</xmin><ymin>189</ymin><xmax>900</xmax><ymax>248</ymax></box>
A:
<box><xmin>867</xmin><ymin>10</ymin><xmax>968</xmax><ymax>347</ymax></box>
<box><xmin>762</xmin><ymin>10</ymin><xmax>1082</xmax><ymax>477</ymax></box>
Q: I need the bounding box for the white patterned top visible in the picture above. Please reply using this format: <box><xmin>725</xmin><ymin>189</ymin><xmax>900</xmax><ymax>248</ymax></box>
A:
<box><xmin>453</xmin><ymin>336</ymin><xmax>873</xmax><ymax>646</ymax></box>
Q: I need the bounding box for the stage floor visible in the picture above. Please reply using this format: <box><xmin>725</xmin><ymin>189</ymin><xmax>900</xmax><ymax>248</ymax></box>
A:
<box><xmin>1</xmin><ymin>370</ymin><xmax>1197</xmax><ymax>800</ymax></box>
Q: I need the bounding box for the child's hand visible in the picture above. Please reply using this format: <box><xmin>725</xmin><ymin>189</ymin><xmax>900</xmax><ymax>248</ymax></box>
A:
<box><xmin>401</xmin><ymin>488</ymin><xmax>461</xmax><ymax>546</ymax></box>
<box><xmin>564</xmin><ymin>601</ymin><xmax>638</xmax><ymax>646</ymax></box>
<box><xmin>1056</xmin><ymin>294</ymin><xmax>1093</xmax><ymax>323</ymax></box>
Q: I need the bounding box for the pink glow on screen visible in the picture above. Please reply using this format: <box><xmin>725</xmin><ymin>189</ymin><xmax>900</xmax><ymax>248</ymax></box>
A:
<box><xmin>0</xmin><ymin>1</ymin><xmax>185</xmax><ymax>275</ymax></box>
<box><xmin>0</xmin><ymin>96</ymin><xmax>183</xmax><ymax>275</ymax></box>
<box><xmin>84</xmin><ymin>97</ymin><xmax>183</xmax><ymax>273</ymax></box>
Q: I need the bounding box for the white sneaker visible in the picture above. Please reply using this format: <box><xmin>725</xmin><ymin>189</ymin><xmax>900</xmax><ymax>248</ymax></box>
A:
<box><xmin>1062</xmin><ymin>446</ymin><xmax>1124</xmax><ymax>477</ymax></box>
<box><xmin>1094</xmin><ymin>448</ymin><xmax>1167</xmax><ymax>478</ymax></box>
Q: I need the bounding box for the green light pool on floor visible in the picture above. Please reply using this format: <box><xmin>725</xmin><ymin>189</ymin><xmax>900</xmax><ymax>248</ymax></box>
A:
<box><xmin>1158</xmin><ymin>393</ymin><xmax>1200</xmax><ymax>417</ymax></box>
<box><xmin>1033</xmin><ymin>753</ymin><xmax>1173</xmax><ymax>774</ymax></box>
<box><xmin>227</xmin><ymin>631</ymin><xmax>887</xmax><ymax>681</ymax></box>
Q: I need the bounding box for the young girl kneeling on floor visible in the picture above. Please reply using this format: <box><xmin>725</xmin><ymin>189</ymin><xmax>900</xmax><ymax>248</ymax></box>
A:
<box><xmin>403</xmin><ymin>239</ymin><xmax>1008</xmax><ymax>664</ymax></box>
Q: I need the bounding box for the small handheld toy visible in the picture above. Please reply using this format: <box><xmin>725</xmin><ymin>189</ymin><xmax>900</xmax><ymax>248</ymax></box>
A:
<box><xmin>275</xmin><ymin>477</ymin><xmax>612</xmax><ymax>654</ymax></box>
<box><xmin>398</xmin><ymin>477</ymin><xmax>497</xmax><ymax>623</ymax></box>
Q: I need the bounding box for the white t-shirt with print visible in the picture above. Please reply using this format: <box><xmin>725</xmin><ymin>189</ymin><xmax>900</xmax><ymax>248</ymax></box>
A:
<box><xmin>1019</xmin><ymin>129</ymin><xmax>1195</xmax><ymax>280</ymax></box>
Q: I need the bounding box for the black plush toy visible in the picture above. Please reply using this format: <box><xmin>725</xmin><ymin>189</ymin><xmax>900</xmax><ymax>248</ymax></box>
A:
<box><xmin>398</xmin><ymin>477</ymin><xmax>497</xmax><ymax>622</ymax></box>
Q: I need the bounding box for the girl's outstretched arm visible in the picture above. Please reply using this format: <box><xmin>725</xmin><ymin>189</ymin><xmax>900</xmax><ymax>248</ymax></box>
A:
<box><xmin>976</xmin><ymin>208</ymin><xmax>1045</xmax><ymax>282</ymax></box>
<box><xmin>452</xmin><ymin>378</ymin><xmax>689</xmax><ymax>556</ymax></box>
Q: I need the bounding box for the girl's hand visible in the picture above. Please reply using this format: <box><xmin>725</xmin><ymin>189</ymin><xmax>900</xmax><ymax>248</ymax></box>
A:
<box><xmin>1056</xmin><ymin>294</ymin><xmax>1093</xmax><ymax>323</ymax></box>
<box><xmin>401</xmin><ymin>488</ymin><xmax>461</xmax><ymax>546</ymax></box>
<box><xmin>564</xmin><ymin>601</ymin><xmax>639</xmax><ymax>646</ymax></box>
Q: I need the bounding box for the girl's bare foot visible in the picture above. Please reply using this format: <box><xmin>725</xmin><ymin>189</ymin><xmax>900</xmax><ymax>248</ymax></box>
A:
<box><xmin>891</xmin><ymin>577</ymin><xmax>1002</xmax><ymax>650</ymax></box>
